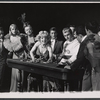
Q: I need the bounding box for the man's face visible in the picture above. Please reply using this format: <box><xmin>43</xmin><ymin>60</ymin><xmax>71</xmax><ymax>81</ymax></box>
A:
<box><xmin>50</xmin><ymin>30</ymin><xmax>57</xmax><ymax>39</ymax></box>
<box><xmin>76</xmin><ymin>34</ymin><xmax>82</xmax><ymax>43</ymax></box>
<box><xmin>63</xmin><ymin>30</ymin><xmax>72</xmax><ymax>41</ymax></box>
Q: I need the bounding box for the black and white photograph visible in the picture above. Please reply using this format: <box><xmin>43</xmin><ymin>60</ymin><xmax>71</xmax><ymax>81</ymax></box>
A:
<box><xmin>0</xmin><ymin>3</ymin><xmax>100</xmax><ymax>96</ymax></box>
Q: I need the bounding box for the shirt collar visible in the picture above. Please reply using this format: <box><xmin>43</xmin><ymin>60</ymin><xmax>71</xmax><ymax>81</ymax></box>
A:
<box><xmin>81</xmin><ymin>35</ymin><xmax>87</xmax><ymax>42</ymax></box>
<box><xmin>51</xmin><ymin>39</ymin><xmax>56</xmax><ymax>42</ymax></box>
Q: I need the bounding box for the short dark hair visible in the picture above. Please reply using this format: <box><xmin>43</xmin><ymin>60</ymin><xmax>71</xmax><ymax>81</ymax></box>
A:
<box><xmin>50</xmin><ymin>27</ymin><xmax>57</xmax><ymax>32</ymax></box>
<box><xmin>85</xmin><ymin>21</ymin><xmax>99</xmax><ymax>33</ymax></box>
<box><xmin>69</xmin><ymin>25</ymin><xmax>75</xmax><ymax>28</ymax></box>
<box><xmin>76</xmin><ymin>25</ymin><xmax>86</xmax><ymax>36</ymax></box>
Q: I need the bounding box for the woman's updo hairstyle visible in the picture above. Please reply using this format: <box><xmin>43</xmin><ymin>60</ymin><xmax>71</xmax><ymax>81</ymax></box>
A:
<box><xmin>35</xmin><ymin>30</ymin><xmax>51</xmax><ymax>44</ymax></box>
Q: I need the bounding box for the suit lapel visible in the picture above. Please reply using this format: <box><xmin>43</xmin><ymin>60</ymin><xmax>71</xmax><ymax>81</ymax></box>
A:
<box><xmin>77</xmin><ymin>36</ymin><xmax>89</xmax><ymax>58</ymax></box>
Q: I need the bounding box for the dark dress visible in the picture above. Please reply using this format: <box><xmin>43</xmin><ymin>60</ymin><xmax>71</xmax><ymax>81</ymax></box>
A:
<box><xmin>22</xmin><ymin>35</ymin><xmax>35</xmax><ymax>91</ymax></box>
<box><xmin>35</xmin><ymin>46</ymin><xmax>49</xmax><ymax>63</ymax></box>
<box><xmin>27</xmin><ymin>45</ymin><xmax>49</xmax><ymax>92</ymax></box>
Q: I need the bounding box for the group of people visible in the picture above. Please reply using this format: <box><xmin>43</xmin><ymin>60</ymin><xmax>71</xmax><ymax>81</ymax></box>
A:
<box><xmin>0</xmin><ymin>16</ymin><xmax>100</xmax><ymax>92</ymax></box>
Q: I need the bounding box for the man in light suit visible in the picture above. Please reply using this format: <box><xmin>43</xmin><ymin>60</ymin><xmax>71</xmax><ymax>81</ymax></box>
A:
<box><xmin>65</xmin><ymin>21</ymin><xmax>99</xmax><ymax>91</ymax></box>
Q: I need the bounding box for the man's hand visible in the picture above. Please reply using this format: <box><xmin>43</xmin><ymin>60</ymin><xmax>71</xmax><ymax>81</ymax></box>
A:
<box><xmin>64</xmin><ymin>65</ymin><xmax>71</xmax><ymax>69</ymax></box>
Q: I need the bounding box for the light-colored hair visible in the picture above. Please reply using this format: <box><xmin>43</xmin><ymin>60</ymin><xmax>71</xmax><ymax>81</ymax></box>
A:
<box><xmin>9</xmin><ymin>24</ymin><xmax>20</xmax><ymax>35</ymax></box>
<box><xmin>24</xmin><ymin>22</ymin><xmax>32</xmax><ymax>31</ymax></box>
<box><xmin>62</xmin><ymin>27</ymin><xmax>73</xmax><ymax>36</ymax></box>
<box><xmin>35</xmin><ymin>30</ymin><xmax>51</xmax><ymax>44</ymax></box>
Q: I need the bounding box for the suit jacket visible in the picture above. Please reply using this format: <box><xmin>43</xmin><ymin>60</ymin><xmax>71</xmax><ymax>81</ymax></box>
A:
<box><xmin>53</xmin><ymin>39</ymin><xmax>63</xmax><ymax>56</ymax></box>
<box><xmin>71</xmin><ymin>36</ymin><xmax>91</xmax><ymax>71</ymax></box>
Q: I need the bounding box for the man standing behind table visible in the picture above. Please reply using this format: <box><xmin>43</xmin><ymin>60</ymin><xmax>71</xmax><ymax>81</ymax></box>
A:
<box><xmin>58</xmin><ymin>27</ymin><xmax>80</xmax><ymax>91</ymax></box>
<box><xmin>50</xmin><ymin>27</ymin><xmax>63</xmax><ymax>62</ymax></box>
<box><xmin>65</xmin><ymin>21</ymin><xmax>99</xmax><ymax>91</ymax></box>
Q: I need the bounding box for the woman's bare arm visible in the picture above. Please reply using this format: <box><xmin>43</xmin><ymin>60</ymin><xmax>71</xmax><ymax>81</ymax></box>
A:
<box><xmin>30</xmin><ymin>41</ymin><xmax>40</xmax><ymax>62</ymax></box>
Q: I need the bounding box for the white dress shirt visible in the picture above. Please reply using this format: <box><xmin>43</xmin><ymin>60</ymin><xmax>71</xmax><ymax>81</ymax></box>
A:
<box><xmin>51</xmin><ymin>39</ymin><xmax>56</xmax><ymax>52</ymax></box>
<box><xmin>60</xmin><ymin>39</ymin><xmax>80</xmax><ymax>64</ymax></box>
<box><xmin>81</xmin><ymin>35</ymin><xmax>87</xmax><ymax>42</ymax></box>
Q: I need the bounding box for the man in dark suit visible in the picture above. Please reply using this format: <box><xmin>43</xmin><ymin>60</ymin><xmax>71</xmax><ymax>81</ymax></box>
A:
<box><xmin>50</xmin><ymin>27</ymin><xmax>63</xmax><ymax>62</ymax></box>
<box><xmin>65</xmin><ymin>21</ymin><xmax>99</xmax><ymax>91</ymax></box>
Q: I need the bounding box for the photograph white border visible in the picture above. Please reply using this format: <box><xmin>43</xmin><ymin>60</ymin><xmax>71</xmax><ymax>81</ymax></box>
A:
<box><xmin>0</xmin><ymin>1</ymin><xmax>100</xmax><ymax>98</ymax></box>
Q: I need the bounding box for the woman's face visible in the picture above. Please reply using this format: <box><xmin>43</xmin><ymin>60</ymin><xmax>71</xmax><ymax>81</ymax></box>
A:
<box><xmin>10</xmin><ymin>26</ymin><xmax>18</xmax><ymax>35</ymax></box>
<box><xmin>25</xmin><ymin>26</ymin><xmax>33</xmax><ymax>36</ymax></box>
<box><xmin>40</xmin><ymin>35</ymin><xmax>47</xmax><ymax>45</ymax></box>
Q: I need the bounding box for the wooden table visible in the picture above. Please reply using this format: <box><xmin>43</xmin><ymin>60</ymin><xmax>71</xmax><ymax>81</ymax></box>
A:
<box><xmin>7</xmin><ymin>59</ymin><xmax>84</xmax><ymax>92</ymax></box>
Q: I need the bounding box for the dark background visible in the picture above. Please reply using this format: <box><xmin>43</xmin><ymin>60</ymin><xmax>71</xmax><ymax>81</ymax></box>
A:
<box><xmin>0</xmin><ymin>3</ymin><xmax>100</xmax><ymax>40</ymax></box>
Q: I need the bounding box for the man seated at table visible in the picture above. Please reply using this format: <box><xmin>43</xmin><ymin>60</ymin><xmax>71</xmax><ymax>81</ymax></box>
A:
<box><xmin>56</xmin><ymin>27</ymin><xmax>80</xmax><ymax>91</ymax></box>
<box><xmin>49</xmin><ymin>27</ymin><xmax>63</xmax><ymax>62</ymax></box>
<box><xmin>58</xmin><ymin>27</ymin><xmax>80</xmax><ymax>66</ymax></box>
